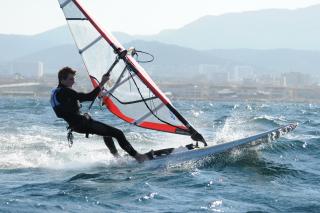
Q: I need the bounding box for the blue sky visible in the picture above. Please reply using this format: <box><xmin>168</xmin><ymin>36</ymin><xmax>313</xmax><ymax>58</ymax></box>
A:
<box><xmin>1</xmin><ymin>0</ymin><xmax>320</xmax><ymax>35</ymax></box>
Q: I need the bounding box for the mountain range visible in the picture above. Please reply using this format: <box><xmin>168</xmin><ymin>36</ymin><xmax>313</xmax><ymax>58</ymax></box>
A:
<box><xmin>1</xmin><ymin>5</ymin><xmax>320</xmax><ymax>78</ymax></box>
<box><xmin>144</xmin><ymin>5</ymin><xmax>320</xmax><ymax>50</ymax></box>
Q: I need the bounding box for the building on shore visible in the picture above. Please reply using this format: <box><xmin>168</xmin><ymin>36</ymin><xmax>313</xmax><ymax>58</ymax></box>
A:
<box><xmin>0</xmin><ymin>61</ymin><xmax>44</xmax><ymax>81</ymax></box>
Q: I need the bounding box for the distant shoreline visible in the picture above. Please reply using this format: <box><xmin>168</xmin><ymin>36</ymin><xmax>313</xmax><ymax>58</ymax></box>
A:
<box><xmin>1</xmin><ymin>92</ymin><xmax>319</xmax><ymax>104</ymax></box>
<box><xmin>1</xmin><ymin>79</ymin><xmax>320</xmax><ymax>103</ymax></box>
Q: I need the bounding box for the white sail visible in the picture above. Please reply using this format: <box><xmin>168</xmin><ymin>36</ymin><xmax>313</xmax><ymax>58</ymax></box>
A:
<box><xmin>58</xmin><ymin>0</ymin><xmax>205</xmax><ymax>142</ymax></box>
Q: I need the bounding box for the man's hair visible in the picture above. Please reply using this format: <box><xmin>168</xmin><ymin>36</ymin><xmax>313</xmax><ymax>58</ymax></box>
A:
<box><xmin>58</xmin><ymin>67</ymin><xmax>76</xmax><ymax>83</ymax></box>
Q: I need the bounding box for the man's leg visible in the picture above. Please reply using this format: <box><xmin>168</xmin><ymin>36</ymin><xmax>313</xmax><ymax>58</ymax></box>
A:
<box><xmin>103</xmin><ymin>136</ymin><xmax>119</xmax><ymax>157</ymax></box>
<box><xmin>87</xmin><ymin>120</ymin><xmax>149</xmax><ymax>162</ymax></box>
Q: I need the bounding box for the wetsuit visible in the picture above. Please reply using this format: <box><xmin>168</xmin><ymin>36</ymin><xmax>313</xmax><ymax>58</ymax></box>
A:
<box><xmin>50</xmin><ymin>84</ymin><xmax>138</xmax><ymax>157</ymax></box>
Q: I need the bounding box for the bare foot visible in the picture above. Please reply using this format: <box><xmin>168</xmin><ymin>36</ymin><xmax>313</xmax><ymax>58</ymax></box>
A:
<box><xmin>144</xmin><ymin>150</ymin><xmax>154</xmax><ymax>160</ymax></box>
<box><xmin>134</xmin><ymin>153</ymin><xmax>149</xmax><ymax>163</ymax></box>
<box><xmin>112</xmin><ymin>152</ymin><xmax>120</xmax><ymax>158</ymax></box>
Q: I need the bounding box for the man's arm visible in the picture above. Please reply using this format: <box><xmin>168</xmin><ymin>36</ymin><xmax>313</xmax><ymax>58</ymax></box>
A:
<box><xmin>77</xmin><ymin>86</ymin><xmax>101</xmax><ymax>102</ymax></box>
<box><xmin>77</xmin><ymin>73</ymin><xmax>110</xmax><ymax>102</ymax></box>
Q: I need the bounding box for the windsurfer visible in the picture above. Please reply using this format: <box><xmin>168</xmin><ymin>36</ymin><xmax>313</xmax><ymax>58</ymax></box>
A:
<box><xmin>50</xmin><ymin>67</ymin><xmax>151</xmax><ymax>163</ymax></box>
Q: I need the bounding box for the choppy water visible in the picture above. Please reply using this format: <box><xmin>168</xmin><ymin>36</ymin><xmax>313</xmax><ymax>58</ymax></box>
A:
<box><xmin>0</xmin><ymin>96</ymin><xmax>319</xmax><ymax>212</ymax></box>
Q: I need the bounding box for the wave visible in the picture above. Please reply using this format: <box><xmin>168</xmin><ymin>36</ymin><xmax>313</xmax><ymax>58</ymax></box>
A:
<box><xmin>248</xmin><ymin>115</ymin><xmax>286</xmax><ymax>127</ymax></box>
<box><xmin>68</xmin><ymin>173</ymin><xmax>101</xmax><ymax>182</ymax></box>
<box><xmin>302</xmin><ymin>120</ymin><xmax>320</xmax><ymax>127</ymax></box>
<box><xmin>187</xmin><ymin>150</ymin><xmax>308</xmax><ymax>179</ymax></box>
<box><xmin>0</xmin><ymin>128</ymin><xmax>118</xmax><ymax>170</ymax></box>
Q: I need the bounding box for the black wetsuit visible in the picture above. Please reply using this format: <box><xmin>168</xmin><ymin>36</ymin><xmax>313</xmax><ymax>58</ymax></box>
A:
<box><xmin>50</xmin><ymin>84</ymin><xmax>137</xmax><ymax>157</ymax></box>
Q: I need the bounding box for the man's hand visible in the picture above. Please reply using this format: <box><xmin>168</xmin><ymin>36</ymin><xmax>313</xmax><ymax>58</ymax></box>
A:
<box><xmin>99</xmin><ymin>73</ymin><xmax>110</xmax><ymax>88</ymax></box>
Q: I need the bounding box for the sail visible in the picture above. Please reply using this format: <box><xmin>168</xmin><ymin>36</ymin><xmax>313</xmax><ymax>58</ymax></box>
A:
<box><xmin>57</xmin><ymin>0</ymin><xmax>205</xmax><ymax>142</ymax></box>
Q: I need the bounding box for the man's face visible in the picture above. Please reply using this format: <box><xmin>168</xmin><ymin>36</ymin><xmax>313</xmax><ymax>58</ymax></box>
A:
<box><xmin>61</xmin><ymin>74</ymin><xmax>75</xmax><ymax>88</ymax></box>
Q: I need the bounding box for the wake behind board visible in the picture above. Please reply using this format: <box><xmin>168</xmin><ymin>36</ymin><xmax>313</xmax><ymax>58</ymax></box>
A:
<box><xmin>144</xmin><ymin>123</ymin><xmax>297</xmax><ymax>163</ymax></box>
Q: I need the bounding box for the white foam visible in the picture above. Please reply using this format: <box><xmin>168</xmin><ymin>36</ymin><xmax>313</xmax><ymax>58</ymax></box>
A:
<box><xmin>213</xmin><ymin>114</ymin><xmax>251</xmax><ymax>145</ymax></box>
<box><xmin>0</xmin><ymin>125</ymin><xmax>119</xmax><ymax>170</ymax></box>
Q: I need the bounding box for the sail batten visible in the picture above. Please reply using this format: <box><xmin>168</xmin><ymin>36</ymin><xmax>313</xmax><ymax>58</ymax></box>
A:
<box><xmin>58</xmin><ymin>0</ymin><xmax>206</xmax><ymax>141</ymax></box>
<box><xmin>60</xmin><ymin>0</ymin><xmax>72</xmax><ymax>8</ymax></box>
<box><xmin>79</xmin><ymin>36</ymin><xmax>102</xmax><ymax>54</ymax></box>
<box><xmin>133</xmin><ymin>103</ymin><xmax>165</xmax><ymax>125</ymax></box>
<box><xmin>66</xmin><ymin>18</ymin><xmax>88</xmax><ymax>21</ymax></box>
<box><xmin>106</xmin><ymin>71</ymin><xmax>136</xmax><ymax>96</ymax></box>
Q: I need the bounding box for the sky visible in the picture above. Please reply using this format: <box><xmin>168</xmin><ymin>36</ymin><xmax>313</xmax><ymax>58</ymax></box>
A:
<box><xmin>1</xmin><ymin>0</ymin><xmax>320</xmax><ymax>35</ymax></box>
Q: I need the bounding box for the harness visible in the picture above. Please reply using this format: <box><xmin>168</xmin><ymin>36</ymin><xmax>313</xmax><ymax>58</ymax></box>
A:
<box><xmin>65</xmin><ymin>113</ymin><xmax>92</xmax><ymax>147</ymax></box>
<box><xmin>51</xmin><ymin>88</ymin><xmax>91</xmax><ymax>147</ymax></box>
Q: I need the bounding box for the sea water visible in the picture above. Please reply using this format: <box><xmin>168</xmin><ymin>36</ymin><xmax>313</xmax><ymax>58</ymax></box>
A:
<box><xmin>0</xmin><ymin>96</ymin><xmax>319</xmax><ymax>212</ymax></box>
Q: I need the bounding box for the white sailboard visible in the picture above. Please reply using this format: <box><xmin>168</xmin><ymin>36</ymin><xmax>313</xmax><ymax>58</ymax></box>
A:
<box><xmin>144</xmin><ymin>123</ymin><xmax>297</xmax><ymax>163</ymax></box>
